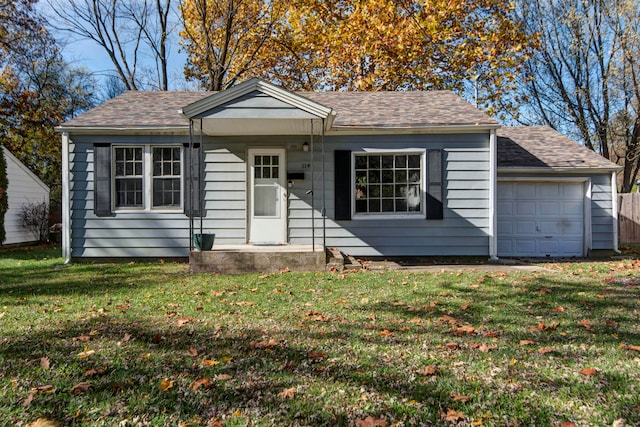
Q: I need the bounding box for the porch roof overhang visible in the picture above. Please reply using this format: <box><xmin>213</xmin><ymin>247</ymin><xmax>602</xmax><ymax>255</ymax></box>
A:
<box><xmin>179</xmin><ymin>78</ymin><xmax>335</xmax><ymax>136</ymax></box>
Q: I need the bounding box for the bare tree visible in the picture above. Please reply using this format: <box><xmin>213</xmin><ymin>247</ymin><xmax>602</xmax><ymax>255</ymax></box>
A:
<box><xmin>518</xmin><ymin>0</ymin><xmax>640</xmax><ymax>191</ymax></box>
<box><xmin>47</xmin><ymin>0</ymin><xmax>174</xmax><ymax>90</ymax></box>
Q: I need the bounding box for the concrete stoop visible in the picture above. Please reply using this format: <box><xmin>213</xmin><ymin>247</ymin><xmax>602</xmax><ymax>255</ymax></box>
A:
<box><xmin>189</xmin><ymin>248</ymin><xmax>327</xmax><ymax>274</ymax></box>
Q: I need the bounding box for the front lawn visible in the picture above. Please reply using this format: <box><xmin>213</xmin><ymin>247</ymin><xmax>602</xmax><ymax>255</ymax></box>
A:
<box><xmin>1</xmin><ymin>246</ymin><xmax>639</xmax><ymax>426</ymax></box>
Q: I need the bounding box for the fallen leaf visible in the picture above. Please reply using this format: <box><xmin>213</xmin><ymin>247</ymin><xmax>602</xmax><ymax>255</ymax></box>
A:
<box><xmin>355</xmin><ymin>416</ymin><xmax>387</xmax><ymax>427</ymax></box>
<box><xmin>25</xmin><ymin>419</ymin><xmax>61</xmax><ymax>427</ymax></box>
<box><xmin>190</xmin><ymin>378</ymin><xmax>212</xmax><ymax>391</ymax></box>
<box><xmin>250</xmin><ymin>339</ymin><xmax>278</xmax><ymax>349</ymax></box>
<box><xmin>476</xmin><ymin>343</ymin><xmax>496</xmax><ymax>353</ymax></box>
<box><xmin>538</xmin><ymin>347</ymin><xmax>555</xmax><ymax>354</ymax></box>
<box><xmin>159</xmin><ymin>378</ymin><xmax>174</xmax><ymax>391</ymax></box>
<box><xmin>416</xmin><ymin>365</ymin><xmax>437</xmax><ymax>376</ymax></box>
<box><xmin>177</xmin><ymin>317</ymin><xmax>198</xmax><ymax>327</ymax></box>
<box><xmin>23</xmin><ymin>393</ymin><xmax>34</xmax><ymax>407</ymax></box>
<box><xmin>278</xmin><ymin>387</ymin><xmax>296</xmax><ymax>399</ymax></box>
<box><xmin>444</xmin><ymin>408</ymin><xmax>465</xmax><ymax>422</ymax></box>
<box><xmin>308</xmin><ymin>352</ymin><xmax>327</xmax><ymax>360</ymax></box>
<box><xmin>151</xmin><ymin>333</ymin><xmax>163</xmax><ymax>344</ymax></box>
<box><xmin>551</xmin><ymin>306</ymin><xmax>566</xmax><ymax>313</ymax></box>
<box><xmin>445</xmin><ymin>342</ymin><xmax>460</xmax><ymax>350</ymax></box>
<box><xmin>622</xmin><ymin>344</ymin><xmax>640</xmax><ymax>352</ymax></box>
<box><xmin>579</xmin><ymin>368</ymin><xmax>598</xmax><ymax>376</ymax></box>
<box><xmin>519</xmin><ymin>339</ymin><xmax>536</xmax><ymax>346</ymax></box>
<box><xmin>555</xmin><ymin>422</ymin><xmax>577</xmax><ymax>427</ymax></box>
<box><xmin>40</xmin><ymin>357</ymin><xmax>50</xmax><ymax>370</ymax></box>
<box><xmin>71</xmin><ymin>382</ymin><xmax>91</xmax><ymax>396</ymax></box>
<box><xmin>606</xmin><ymin>320</ymin><xmax>618</xmax><ymax>328</ymax></box>
<box><xmin>206</xmin><ymin>418</ymin><xmax>224</xmax><ymax>427</ymax></box>
<box><xmin>202</xmin><ymin>359</ymin><xmax>220</xmax><ymax>366</ymax></box>
<box><xmin>378</xmin><ymin>330</ymin><xmax>394</xmax><ymax>337</ymax></box>
<box><xmin>460</xmin><ymin>302</ymin><xmax>470</xmax><ymax>310</ymax></box>
<box><xmin>186</xmin><ymin>346</ymin><xmax>199</xmax><ymax>357</ymax></box>
<box><xmin>31</xmin><ymin>385</ymin><xmax>55</xmax><ymax>394</ymax></box>
<box><xmin>452</xmin><ymin>394</ymin><xmax>471</xmax><ymax>402</ymax></box>
<box><xmin>215</xmin><ymin>374</ymin><xmax>233</xmax><ymax>381</ymax></box>
<box><xmin>77</xmin><ymin>350</ymin><xmax>95</xmax><ymax>359</ymax></box>
<box><xmin>76</xmin><ymin>334</ymin><xmax>91</xmax><ymax>342</ymax></box>
<box><xmin>437</xmin><ymin>315</ymin><xmax>459</xmax><ymax>326</ymax></box>
<box><xmin>122</xmin><ymin>333</ymin><xmax>131</xmax><ymax>342</ymax></box>
<box><xmin>83</xmin><ymin>367</ymin><xmax>106</xmax><ymax>377</ymax></box>
<box><xmin>454</xmin><ymin>325</ymin><xmax>476</xmax><ymax>335</ymax></box>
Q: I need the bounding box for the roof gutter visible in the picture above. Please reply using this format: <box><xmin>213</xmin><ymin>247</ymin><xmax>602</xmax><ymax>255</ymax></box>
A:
<box><xmin>498</xmin><ymin>166</ymin><xmax>622</xmax><ymax>174</ymax></box>
<box><xmin>55</xmin><ymin>126</ymin><xmax>190</xmax><ymax>135</ymax></box>
<box><xmin>328</xmin><ymin>124</ymin><xmax>500</xmax><ymax>135</ymax></box>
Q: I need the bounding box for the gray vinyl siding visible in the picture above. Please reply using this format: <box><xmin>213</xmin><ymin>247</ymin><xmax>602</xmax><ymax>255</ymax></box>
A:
<box><xmin>590</xmin><ymin>174</ymin><xmax>615</xmax><ymax>250</ymax></box>
<box><xmin>200</xmin><ymin>134</ymin><xmax>490</xmax><ymax>256</ymax></box>
<box><xmin>69</xmin><ymin>132</ymin><xmax>491</xmax><ymax>257</ymax></box>
<box><xmin>68</xmin><ymin>135</ymin><xmax>192</xmax><ymax>258</ymax></box>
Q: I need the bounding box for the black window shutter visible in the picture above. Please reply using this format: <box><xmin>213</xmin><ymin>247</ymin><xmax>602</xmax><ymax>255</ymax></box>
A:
<box><xmin>426</xmin><ymin>149</ymin><xmax>444</xmax><ymax>220</ymax></box>
<box><xmin>334</xmin><ymin>150</ymin><xmax>351</xmax><ymax>220</ymax></box>
<box><xmin>94</xmin><ymin>143</ymin><xmax>112</xmax><ymax>217</ymax></box>
<box><xmin>184</xmin><ymin>143</ymin><xmax>202</xmax><ymax>217</ymax></box>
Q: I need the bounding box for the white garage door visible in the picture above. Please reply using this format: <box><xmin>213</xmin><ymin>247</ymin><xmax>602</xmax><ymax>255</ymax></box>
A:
<box><xmin>497</xmin><ymin>182</ymin><xmax>585</xmax><ymax>257</ymax></box>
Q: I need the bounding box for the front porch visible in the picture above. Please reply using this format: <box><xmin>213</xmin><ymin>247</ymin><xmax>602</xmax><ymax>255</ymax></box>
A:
<box><xmin>189</xmin><ymin>244</ymin><xmax>327</xmax><ymax>274</ymax></box>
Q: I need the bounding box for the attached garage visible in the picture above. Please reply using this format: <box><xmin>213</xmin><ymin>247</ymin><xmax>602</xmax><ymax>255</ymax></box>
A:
<box><xmin>497</xmin><ymin>181</ymin><xmax>586</xmax><ymax>257</ymax></box>
<box><xmin>497</xmin><ymin>126</ymin><xmax>621</xmax><ymax>258</ymax></box>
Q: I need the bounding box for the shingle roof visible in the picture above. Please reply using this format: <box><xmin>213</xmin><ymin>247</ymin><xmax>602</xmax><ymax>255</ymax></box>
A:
<box><xmin>497</xmin><ymin>126</ymin><xmax>619</xmax><ymax>170</ymax></box>
<box><xmin>60</xmin><ymin>89</ymin><xmax>498</xmax><ymax>129</ymax></box>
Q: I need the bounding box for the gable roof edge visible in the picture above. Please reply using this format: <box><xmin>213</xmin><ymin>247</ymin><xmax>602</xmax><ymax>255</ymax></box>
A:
<box><xmin>179</xmin><ymin>78</ymin><xmax>335</xmax><ymax>124</ymax></box>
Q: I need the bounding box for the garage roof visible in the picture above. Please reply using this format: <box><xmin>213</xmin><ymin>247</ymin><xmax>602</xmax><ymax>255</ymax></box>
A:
<box><xmin>497</xmin><ymin>126</ymin><xmax>620</xmax><ymax>171</ymax></box>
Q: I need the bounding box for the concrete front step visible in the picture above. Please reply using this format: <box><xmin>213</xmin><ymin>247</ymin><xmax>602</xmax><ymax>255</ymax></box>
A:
<box><xmin>189</xmin><ymin>246</ymin><xmax>327</xmax><ymax>274</ymax></box>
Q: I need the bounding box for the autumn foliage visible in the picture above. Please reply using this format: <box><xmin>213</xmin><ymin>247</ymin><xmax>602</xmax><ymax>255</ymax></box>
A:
<box><xmin>180</xmin><ymin>0</ymin><xmax>532</xmax><ymax>113</ymax></box>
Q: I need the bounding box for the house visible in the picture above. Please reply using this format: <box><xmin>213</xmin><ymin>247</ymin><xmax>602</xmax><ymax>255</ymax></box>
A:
<box><xmin>56</xmin><ymin>79</ymin><xmax>620</xmax><ymax>270</ymax></box>
<box><xmin>1</xmin><ymin>146</ymin><xmax>50</xmax><ymax>245</ymax></box>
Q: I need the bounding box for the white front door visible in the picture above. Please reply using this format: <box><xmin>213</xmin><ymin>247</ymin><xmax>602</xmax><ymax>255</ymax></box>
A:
<box><xmin>248</xmin><ymin>148</ymin><xmax>287</xmax><ymax>244</ymax></box>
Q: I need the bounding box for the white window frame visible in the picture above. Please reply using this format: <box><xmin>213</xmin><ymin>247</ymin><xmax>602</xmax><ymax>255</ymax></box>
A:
<box><xmin>112</xmin><ymin>145</ymin><xmax>184</xmax><ymax>213</ymax></box>
<box><xmin>351</xmin><ymin>149</ymin><xmax>426</xmax><ymax>219</ymax></box>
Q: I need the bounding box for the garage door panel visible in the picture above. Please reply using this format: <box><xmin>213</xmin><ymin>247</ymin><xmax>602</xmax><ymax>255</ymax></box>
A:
<box><xmin>515</xmin><ymin>201</ymin><xmax>536</xmax><ymax>216</ymax></box>
<box><xmin>497</xmin><ymin>220</ymin><xmax>513</xmax><ymax>234</ymax></box>
<box><xmin>497</xmin><ymin>200</ymin><xmax>513</xmax><ymax>215</ymax></box>
<box><xmin>562</xmin><ymin>201</ymin><xmax>583</xmax><ymax>215</ymax></box>
<box><xmin>538</xmin><ymin>239</ymin><xmax>559</xmax><ymax>254</ymax></box>
<box><xmin>497</xmin><ymin>181</ymin><xmax>585</xmax><ymax>257</ymax></box>
<box><xmin>513</xmin><ymin>239</ymin><xmax>536</xmax><ymax>255</ymax></box>
<box><xmin>539</xmin><ymin>183</ymin><xmax>560</xmax><ymax>198</ymax></box>
<box><xmin>515</xmin><ymin>221</ymin><xmax>536</xmax><ymax>234</ymax></box>
<box><xmin>538</xmin><ymin>201</ymin><xmax>560</xmax><ymax>216</ymax></box>
<box><xmin>515</xmin><ymin>183</ymin><xmax>536</xmax><ymax>198</ymax></box>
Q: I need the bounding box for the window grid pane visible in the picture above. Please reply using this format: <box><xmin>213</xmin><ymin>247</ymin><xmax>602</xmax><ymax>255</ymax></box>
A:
<box><xmin>152</xmin><ymin>147</ymin><xmax>181</xmax><ymax>208</ymax></box>
<box><xmin>114</xmin><ymin>147</ymin><xmax>143</xmax><ymax>208</ymax></box>
<box><xmin>254</xmin><ymin>155</ymin><xmax>279</xmax><ymax>182</ymax></box>
<box><xmin>354</xmin><ymin>153</ymin><xmax>421</xmax><ymax>214</ymax></box>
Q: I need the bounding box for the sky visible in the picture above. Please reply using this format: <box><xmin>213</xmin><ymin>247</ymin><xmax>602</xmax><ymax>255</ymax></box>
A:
<box><xmin>38</xmin><ymin>1</ymin><xmax>192</xmax><ymax>92</ymax></box>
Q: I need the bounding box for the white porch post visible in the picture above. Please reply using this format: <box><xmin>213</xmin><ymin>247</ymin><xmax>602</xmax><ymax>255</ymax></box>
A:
<box><xmin>489</xmin><ymin>129</ymin><xmax>498</xmax><ymax>259</ymax></box>
<box><xmin>61</xmin><ymin>132</ymin><xmax>71</xmax><ymax>263</ymax></box>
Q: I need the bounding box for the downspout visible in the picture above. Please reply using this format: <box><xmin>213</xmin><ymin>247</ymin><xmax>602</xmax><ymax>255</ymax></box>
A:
<box><xmin>612</xmin><ymin>170</ymin><xmax>620</xmax><ymax>253</ymax></box>
<box><xmin>310</xmin><ymin>119</ymin><xmax>315</xmax><ymax>250</ymax></box>
<box><xmin>489</xmin><ymin>129</ymin><xmax>498</xmax><ymax>260</ymax></box>
<box><xmin>61</xmin><ymin>132</ymin><xmax>71</xmax><ymax>264</ymax></box>
<box><xmin>199</xmin><ymin>120</ymin><xmax>203</xmax><ymax>238</ymax></box>
<box><xmin>189</xmin><ymin>120</ymin><xmax>194</xmax><ymax>251</ymax></box>
<box><xmin>321</xmin><ymin>118</ymin><xmax>326</xmax><ymax>250</ymax></box>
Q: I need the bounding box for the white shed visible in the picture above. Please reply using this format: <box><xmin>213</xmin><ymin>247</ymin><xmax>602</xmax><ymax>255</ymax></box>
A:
<box><xmin>2</xmin><ymin>146</ymin><xmax>50</xmax><ymax>245</ymax></box>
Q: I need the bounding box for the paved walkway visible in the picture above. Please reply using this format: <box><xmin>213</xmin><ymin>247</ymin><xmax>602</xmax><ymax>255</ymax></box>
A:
<box><xmin>356</xmin><ymin>259</ymin><xmax>551</xmax><ymax>272</ymax></box>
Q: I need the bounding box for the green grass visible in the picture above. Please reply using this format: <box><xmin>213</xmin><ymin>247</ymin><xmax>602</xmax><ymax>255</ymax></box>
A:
<box><xmin>1</xmin><ymin>245</ymin><xmax>640</xmax><ymax>426</ymax></box>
